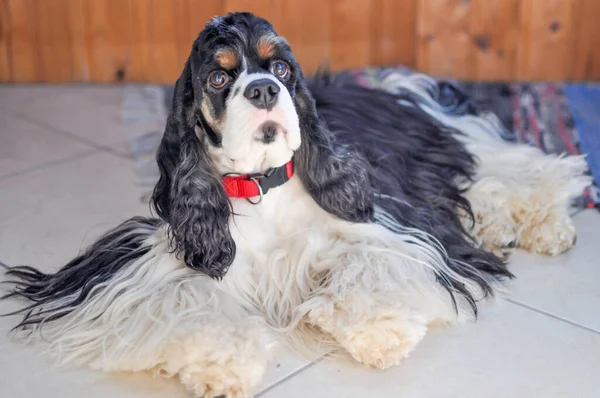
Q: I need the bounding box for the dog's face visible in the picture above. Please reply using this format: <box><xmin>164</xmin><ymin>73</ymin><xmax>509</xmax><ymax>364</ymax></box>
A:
<box><xmin>190</xmin><ymin>13</ymin><xmax>302</xmax><ymax>174</ymax></box>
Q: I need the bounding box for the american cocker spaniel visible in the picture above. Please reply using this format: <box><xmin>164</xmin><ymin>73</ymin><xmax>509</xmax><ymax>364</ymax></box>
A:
<box><xmin>3</xmin><ymin>12</ymin><xmax>590</xmax><ymax>398</ymax></box>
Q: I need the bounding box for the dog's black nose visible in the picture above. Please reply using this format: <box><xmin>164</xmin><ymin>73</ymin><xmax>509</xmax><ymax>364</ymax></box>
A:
<box><xmin>244</xmin><ymin>79</ymin><xmax>280</xmax><ymax>111</ymax></box>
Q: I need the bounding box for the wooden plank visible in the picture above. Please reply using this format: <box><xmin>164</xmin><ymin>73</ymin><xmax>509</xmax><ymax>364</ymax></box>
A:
<box><xmin>129</xmin><ymin>0</ymin><xmax>151</xmax><ymax>82</ymax></box>
<box><xmin>3</xmin><ymin>0</ymin><xmax>598</xmax><ymax>83</ymax></box>
<box><xmin>145</xmin><ymin>0</ymin><xmax>180</xmax><ymax>83</ymax></box>
<box><xmin>224</xmin><ymin>0</ymin><xmax>281</xmax><ymax>27</ymax></box>
<box><xmin>67</xmin><ymin>0</ymin><xmax>87</xmax><ymax>81</ymax></box>
<box><xmin>0</xmin><ymin>0</ymin><xmax>11</xmax><ymax>81</ymax></box>
<box><xmin>174</xmin><ymin>0</ymin><xmax>224</xmax><ymax>68</ymax></box>
<box><xmin>469</xmin><ymin>0</ymin><xmax>521</xmax><ymax>81</ymax></box>
<box><xmin>517</xmin><ymin>0</ymin><xmax>576</xmax><ymax>81</ymax></box>
<box><xmin>82</xmin><ymin>0</ymin><xmax>132</xmax><ymax>82</ymax></box>
<box><xmin>568</xmin><ymin>0</ymin><xmax>600</xmax><ymax>80</ymax></box>
<box><xmin>5</xmin><ymin>0</ymin><xmax>37</xmax><ymax>82</ymax></box>
<box><xmin>278</xmin><ymin>0</ymin><xmax>331</xmax><ymax>74</ymax></box>
<box><xmin>184</xmin><ymin>0</ymin><xmax>224</xmax><ymax>37</ymax></box>
<box><xmin>370</xmin><ymin>0</ymin><xmax>417</xmax><ymax>68</ymax></box>
<box><xmin>416</xmin><ymin>0</ymin><xmax>471</xmax><ymax>79</ymax></box>
<box><xmin>330</xmin><ymin>0</ymin><xmax>372</xmax><ymax>70</ymax></box>
<box><xmin>130</xmin><ymin>0</ymin><xmax>225</xmax><ymax>83</ymax></box>
<box><xmin>32</xmin><ymin>0</ymin><xmax>83</xmax><ymax>82</ymax></box>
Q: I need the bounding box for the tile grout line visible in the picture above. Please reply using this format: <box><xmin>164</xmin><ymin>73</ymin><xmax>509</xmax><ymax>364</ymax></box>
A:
<box><xmin>257</xmin><ymin>293</ymin><xmax>600</xmax><ymax>396</ymax></box>
<box><xmin>507</xmin><ymin>299</ymin><xmax>600</xmax><ymax>336</ymax></box>
<box><xmin>570</xmin><ymin>207</ymin><xmax>586</xmax><ymax>218</ymax></box>
<box><xmin>5</xmin><ymin>108</ymin><xmax>133</xmax><ymax>162</ymax></box>
<box><xmin>0</xmin><ymin>149</ymin><xmax>99</xmax><ymax>182</ymax></box>
<box><xmin>255</xmin><ymin>353</ymin><xmax>332</xmax><ymax>397</ymax></box>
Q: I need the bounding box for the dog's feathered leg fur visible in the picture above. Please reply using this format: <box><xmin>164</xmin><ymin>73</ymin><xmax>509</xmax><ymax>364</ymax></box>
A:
<box><xmin>3</xmin><ymin>220</ymin><xmax>275</xmax><ymax>398</ymax></box>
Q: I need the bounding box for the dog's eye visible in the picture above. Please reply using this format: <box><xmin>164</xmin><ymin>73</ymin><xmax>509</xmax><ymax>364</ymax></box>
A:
<box><xmin>208</xmin><ymin>71</ymin><xmax>230</xmax><ymax>89</ymax></box>
<box><xmin>270</xmin><ymin>61</ymin><xmax>289</xmax><ymax>79</ymax></box>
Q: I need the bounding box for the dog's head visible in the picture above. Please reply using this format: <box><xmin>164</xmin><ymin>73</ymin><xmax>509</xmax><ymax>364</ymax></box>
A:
<box><xmin>191</xmin><ymin>14</ymin><xmax>302</xmax><ymax>174</ymax></box>
<box><xmin>152</xmin><ymin>12</ymin><xmax>373</xmax><ymax>278</ymax></box>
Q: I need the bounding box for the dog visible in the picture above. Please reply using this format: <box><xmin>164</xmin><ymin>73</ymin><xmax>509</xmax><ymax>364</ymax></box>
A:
<box><xmin>2</xmin><ymin>12</ymin><xmax>591</xmax><ymax>398</ymax></box>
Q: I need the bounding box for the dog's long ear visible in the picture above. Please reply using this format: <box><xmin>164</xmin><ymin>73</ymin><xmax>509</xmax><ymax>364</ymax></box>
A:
<box><xmin>293</xmin><ymin>76</ymin><xmax>374</xmax><ymax>223</ymax></box>
<box><xmin>152</xmin><ymin>58</ymin><xmax>235</xmax><ymax>279</ymax></box>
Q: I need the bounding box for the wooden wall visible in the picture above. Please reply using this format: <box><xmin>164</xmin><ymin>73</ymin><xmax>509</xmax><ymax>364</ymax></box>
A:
<box><xmin>1</xmin><ymin>0</ymin><xmax>599</xmax><ymax>83</ymax></box>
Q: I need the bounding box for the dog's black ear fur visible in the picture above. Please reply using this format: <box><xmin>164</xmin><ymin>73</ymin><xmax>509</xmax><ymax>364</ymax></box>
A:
<box><xmin>293</xmin><ymin>74</ymin><xmax>374</xmax><ymax>223</ymax></box>
<box><xmin>152</xmin><ymin>58</ymin><xmax>235</xmax><ymax>279</ymax></box>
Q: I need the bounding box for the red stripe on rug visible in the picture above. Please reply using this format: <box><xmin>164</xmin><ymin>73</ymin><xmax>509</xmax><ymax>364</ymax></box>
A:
<box><xmin>547</xmin><ymin>85</ymin><xmax>579</xmax><ymax>155</ymax></box>
<box><xmin>525</xmin><ymin>91</ymin><xmax>543</xmax><ymax>149</ymax></box>
<box><xmin>512</xmin><ymin>84</ymin><xmax>526</xmax><ymax>143</ymax></box>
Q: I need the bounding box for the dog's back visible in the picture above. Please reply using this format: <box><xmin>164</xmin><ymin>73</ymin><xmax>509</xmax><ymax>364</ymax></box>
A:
<box><xmin>308</xmin><ymin>73</ymin><xmax>511</xmax><ymax>304</ymax></box>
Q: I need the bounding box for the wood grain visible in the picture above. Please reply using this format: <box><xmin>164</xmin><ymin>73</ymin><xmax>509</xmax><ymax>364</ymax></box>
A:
<box><xmin>330</xmin><ymin>0</ymin><xmax>372</xmax><ymax>70</ymax></box>
<box><xmin>128</xmin><ymin>0</ymin><xmax>151</xmax><ymax>82</ymax></box>
<box><xmin>278</xmin><ymin>0</ymin><xmax>332</xmax><ymax>73</ymax></box>
<box><xmin>416</xmin><ymin>0</ymin><xmax>471</xmax><ymax>79</ymax></box>
<box><xmin>6</xmin><ymin>0</ymin><xmax>37</xmax><ymax>82</ymax></box>
<box><xmin>174</xmin><ymin>0</ymin><xmax>224</xmax><ymax>69</ymax></box>
<box><xmin>568</xmin><ymin>0</ymin><xmax>600</xmax><ymax>80</ymax></box>
<box><xmin>0</xmin><ymin>0</ymin><xmax>11</xmax><ymax>81</ymax></box>
<box><xmin>33</xmin><ymin>0</ymin><xmax>83</xmax><ymax>82</ymax></box>
<box><xmin>370</xmin><ymin>0</ymin><xmax>417</xmax><ymax>68</ymax></box>
<box><xmin>82</xmin><ymin>0</ymin><xmax>132</xmax><ymax>82</ymax></box>
<box><xmin>517</xmin><ymin>0</ymin><xmax>577</xmax><ymax>81</ymax></box>
<box><xmin>1</xmin><ymin>0</ymin><xmax>600</xmax><ymax>82</ymax></box>
<box><xmin>469</xmin><ymin>0</ymin><xmax>521</xmax><ymax>81</ymax></box>
<box><xmin>145</xmin><ymin>0</ymin><xmax>180</xmax><ymax>83</ymax></box>
<box><xmin>224</xmin><ymin>0</ymin><xmax>281</xmax><ymax>26</ymax></box>
<box><xmin>68</xmin><ymin>0</ymin><xmax>87</xmax><ymax>81</ymax></box>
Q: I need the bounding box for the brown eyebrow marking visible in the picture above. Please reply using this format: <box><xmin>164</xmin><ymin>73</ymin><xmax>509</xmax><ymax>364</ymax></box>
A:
<box><xmin>257</xmin><ymin>34</ymin><xmax>281</xmax><ymax>59</ymax></box>
<box><xmin>215</xmin><ymin>48</ymin><xmax>239</xmax><ymax>70</ymax></box>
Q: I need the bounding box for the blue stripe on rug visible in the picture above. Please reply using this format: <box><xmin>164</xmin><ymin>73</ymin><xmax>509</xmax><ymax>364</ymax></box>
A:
<box><xmin>564</xmin><ymin>84</ymin><xmax>600</xmax><ymax>186</ymax></box>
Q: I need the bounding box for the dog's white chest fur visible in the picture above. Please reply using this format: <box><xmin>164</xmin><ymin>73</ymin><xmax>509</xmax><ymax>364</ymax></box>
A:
<box><xmin>228</xmin><ymin>175</ymin><xmax>326</xmax><ymax>254</ymax></box>
<box><xmin>221</xmin><ymin>176</ymin><xmax>337</xmax><ymax>323</ymax></box>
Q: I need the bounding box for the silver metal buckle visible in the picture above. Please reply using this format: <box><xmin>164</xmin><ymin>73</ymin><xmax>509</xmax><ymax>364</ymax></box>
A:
<box><xmin>246</xmin><ymin>177</ymin><xmax>263</xmax><ymax>204</ymax></box>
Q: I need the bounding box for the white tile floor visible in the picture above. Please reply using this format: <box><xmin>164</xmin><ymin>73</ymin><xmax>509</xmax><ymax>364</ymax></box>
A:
<box><xmin>0</xmin><ymin>85</ymin><xmax>599</xmax><ymax>398</ymax></box>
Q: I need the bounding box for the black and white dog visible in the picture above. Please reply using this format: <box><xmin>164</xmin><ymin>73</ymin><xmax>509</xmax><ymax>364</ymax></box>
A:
<box><xmin>3</xmin><ymin>12</ymin><xmax>590</xmax><ymax>398</ymax></box>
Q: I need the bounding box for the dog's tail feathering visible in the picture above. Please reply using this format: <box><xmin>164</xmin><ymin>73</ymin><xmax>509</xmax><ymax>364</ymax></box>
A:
<box><xmin>2</xmin><ymin>217</ymin><xmax>161</xmax><ymax>332</ymax></box>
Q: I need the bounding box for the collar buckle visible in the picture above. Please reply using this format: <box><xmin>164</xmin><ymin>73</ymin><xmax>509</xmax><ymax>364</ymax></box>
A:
<box><xmin>250</xmin><ymin>165</ymin><xmax>289</xmax><ymax>197</ymax></box>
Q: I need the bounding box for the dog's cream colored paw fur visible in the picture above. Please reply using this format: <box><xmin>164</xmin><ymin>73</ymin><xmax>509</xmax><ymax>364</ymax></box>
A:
<box><xmin>463</xmin><ymin>177</ymin><xmax>517</xmax><ymax>255</ymax></box>
<box><xmin>177</xmin><ymin>359</ymin><xmax>264</xmax><ymax>398</ymax></box>
<box><xmin>518</xmin><ymin>211</ymin><xmax>577</xmax><ymax>256</ymax></box>
<box><xmin>308</xmin><ymin>304</ymin><xmax>428</xmax><ymax>369</ymax></box>
<box><xmin>472</xmin><ymin>210</ymin><xmax>517</xmax><ymax>257</ymax></box>
<box><xmin>153</xmin><ymin>322</ymin><xmax>274</xmax><ymax>398</ymax></box>
<box><xmin>337</xmin><ymin>318</ymin><xmax>428</xmax><ymax>369</ymax></box>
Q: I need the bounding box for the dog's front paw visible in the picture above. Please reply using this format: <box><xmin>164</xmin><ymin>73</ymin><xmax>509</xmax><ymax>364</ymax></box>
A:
<box><xmin>518</xmin><ymin>211</ymin><xmax>577</xmax><ymax>256</ymax></box>
<box><xmin>178</xmin><ymin>357</ymin><xmax>265</xmax><ymax>398</ymax></box>
<box><xmin>462</xmin><ymin>179</ymin><xmax>517</xmax><ymax>256</ymax></box>
<box><xmin>472</xmin><ymin>210</ymin><xmax>518</xmax><ymax>258</ymax></box>
<box><xmin>309</xmin><ymin>304</ymin><xmax>428</xmax><ymax>370</ymax></box>
<box><xmin>156</xmin><ymin>321</ymin><xmax>274</xmax><ymax>398</ymax></box>
<box><xmin>338</xmin><ymin>318</ymin><xmax>427</xmax><ymax>369</ymax></box>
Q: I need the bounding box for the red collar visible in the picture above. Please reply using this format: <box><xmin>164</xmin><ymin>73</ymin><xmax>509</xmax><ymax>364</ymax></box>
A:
<box><xmin>222</xmin><ymin>160</ymin><xmax>294</xmax><ymax>200</ymax></box>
